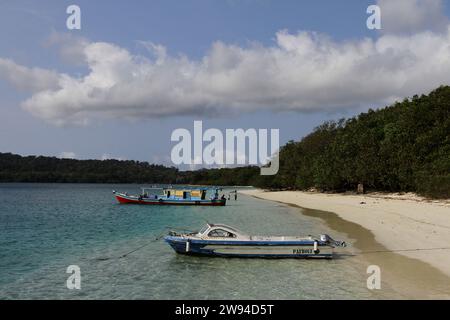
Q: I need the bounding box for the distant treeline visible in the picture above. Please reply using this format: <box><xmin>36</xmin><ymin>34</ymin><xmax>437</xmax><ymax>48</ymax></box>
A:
<box><xmin>0</xmin><ymin>152</ymin><xmax>261</xmax><ymax>186</ymax></box>
<box><xmin>1</xmin><ymin>86</ymin><xmax>449</xmax><ymax>198</ymax></box>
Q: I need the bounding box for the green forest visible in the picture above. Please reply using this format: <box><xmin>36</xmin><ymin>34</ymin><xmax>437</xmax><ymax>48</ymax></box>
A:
<box><xmin>1</xmin><ymin>86</ymin><xmax>449</xmax><ymax>198</ymax></box>
<box><xmin>0</xmin><ymin>152</ymin><xmax>260</xmax><ymax>186</ymax></box>
<box><xmin>258</xmin><ymin>86</ymin><xmax>450</xmax><ymax>198</ymax></box>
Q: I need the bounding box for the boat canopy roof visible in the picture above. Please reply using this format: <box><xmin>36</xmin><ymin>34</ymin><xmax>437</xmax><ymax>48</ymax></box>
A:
<box><xmin>199</xmin><ymin>223</ymin><xmax>246</xmax><ymax>236</ymax></box>
<box><xmin>141</xmin><ymin>186</ymin><xmax>221</xmax><ymax>192</ymax></box>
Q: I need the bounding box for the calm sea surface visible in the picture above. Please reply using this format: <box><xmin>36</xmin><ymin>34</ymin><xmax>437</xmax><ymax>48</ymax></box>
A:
<box><xmin>0</xmin><ymin>183</ymin><xmax>403</xmax><ymax>299</ymax></box>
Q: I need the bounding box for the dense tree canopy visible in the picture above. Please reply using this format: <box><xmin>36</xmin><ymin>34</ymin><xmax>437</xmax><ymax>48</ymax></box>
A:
<box><xmin>258</xmin><ymin>86</ymin><xmax>450</xmax><ymax>198</ymax></box>
<box><xmin>0</xmin><ymin>152</ymin><xmax>260</xmax><ymax>186</ymax></box>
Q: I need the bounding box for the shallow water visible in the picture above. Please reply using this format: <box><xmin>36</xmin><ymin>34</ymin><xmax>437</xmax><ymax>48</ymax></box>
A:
<box><xmin>0</xmin><ymin>183</ymin><xmax>404</xmax><ymax>299</ymax></box>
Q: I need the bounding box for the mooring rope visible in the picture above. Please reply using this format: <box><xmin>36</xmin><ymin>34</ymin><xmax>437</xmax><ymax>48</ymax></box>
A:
<box><xmin>357</xmin><ymin>246</ymin><xmax>450</xmax><ymax>255</ymax></box>
<box><xmin>93</xmin><ymin>223</ymin><xmax>208</xmax><ymax>261</ymax></box>
<box><xmin>118</xmin><ymin>234</ymin><xmax>166</xmax><ymax>259</ymax></box>
<box><xmin>94</xmin><ymin>231</ymin><xmax>167</xmax><ymax>261</ymax></box>
<box><xmin>94</xmin><ymin>241</ymin><xmax>450</xmax><ymax>261</ymax></box>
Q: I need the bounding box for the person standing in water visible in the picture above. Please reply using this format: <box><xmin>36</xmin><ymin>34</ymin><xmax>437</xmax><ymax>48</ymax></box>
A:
<box><xmin>234</xmin><ymin>190</ymin><xmax>237</xmax><ymax>201</ymax></box>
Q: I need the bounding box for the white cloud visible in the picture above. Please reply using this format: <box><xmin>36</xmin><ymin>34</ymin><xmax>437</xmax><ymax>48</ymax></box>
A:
<box><xmin>1</xmin><ymin>23</ymin><xmax>450</xmax><ymax>125</ymax></box>
<box><xmin>45</xmin><ymin>32</ymin><xmax>89</xmax><ymax>65</ymax></box>
<box><xmin>378</xmin><ymin>0</ymin><xmax>448</xmax><ymax>34</ymax></box>
<box><xmin>151</xmin><ymin>154</ymin><xmax>173</xmax><ymax>166</ymax></box>
<box><xmin>187</xmin><ymin>148</ymin><xmax>249</xmax><ymax>171</ymax></box>
<box><xmin>59</xmin><ymin>151</ymin><xmax>76</xmax><ymax>159</ymax></box>
<box><xmin>101</xmin><ymin>153</ymin><xmax>124</xmax><ymax>161</ymax></box>
<box><xmin>0</xmin><ymin>58</ymin><xmax>60</xmax><ymax>92</ymax></box>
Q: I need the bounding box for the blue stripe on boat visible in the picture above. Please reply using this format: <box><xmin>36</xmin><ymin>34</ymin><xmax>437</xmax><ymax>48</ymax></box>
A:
<box><xmin>164</xmin><ymin>236</ymin><xmax>327</xmax><ymax>246</ymax></box>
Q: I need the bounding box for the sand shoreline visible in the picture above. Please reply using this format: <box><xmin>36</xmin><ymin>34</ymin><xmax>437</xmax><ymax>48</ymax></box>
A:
<box><xmin>239</xmin><ymin>189</ymin><xmax>450</xmax><ymax>281</ymax></box>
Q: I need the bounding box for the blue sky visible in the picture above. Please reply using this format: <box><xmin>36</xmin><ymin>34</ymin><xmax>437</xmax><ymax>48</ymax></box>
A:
<box><xmin>1</xmin><ymin>0</ymin><xmax>450</xmax><ymax>166</ymax></box>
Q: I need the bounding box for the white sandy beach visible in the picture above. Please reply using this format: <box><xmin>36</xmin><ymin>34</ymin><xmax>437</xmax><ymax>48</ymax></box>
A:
<box><xmin>240</xmin><ymin>189</ymin><xmax>450</xmax><ymax>278</ymax></box>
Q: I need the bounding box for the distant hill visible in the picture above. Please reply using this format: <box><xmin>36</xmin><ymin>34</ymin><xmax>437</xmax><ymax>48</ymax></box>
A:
<box><xmin>258</xmin><ymin>86</ymin><xmax>450</xmax><ymax>198</ymax></box>
<box><xmin>1</xmin><ymin>86</ymin><xmax>449</xmax><ymax>198</ymax></box>
<box><xmin>0</xmin><ymin>152</ymin><xmax>260</xmax><ymax>186</ymax></box>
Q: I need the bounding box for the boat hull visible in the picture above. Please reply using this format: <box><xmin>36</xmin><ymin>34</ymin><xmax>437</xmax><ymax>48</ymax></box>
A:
<box><xmin>164</xmin><ymin>236</ymin><xmax>333</xmax><ymax>258</ymax></box>
<box><xmin>114</xmin><ymin>193</ymin><xmax>226</xmax><ymax>206</ymax></box>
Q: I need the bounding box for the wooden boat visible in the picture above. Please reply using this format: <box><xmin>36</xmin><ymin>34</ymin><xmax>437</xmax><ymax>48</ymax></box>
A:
<box><xmin>164</xmin><ymin>223</ymin><xmax>346</xmax><ymax>258</ymax></box>
<box><xmin>113</xmin><ymin>187</ymin><xmax>226</xmax><ymax>206</ymax></box>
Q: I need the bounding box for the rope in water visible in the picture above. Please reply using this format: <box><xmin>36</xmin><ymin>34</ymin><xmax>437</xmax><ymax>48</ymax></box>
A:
<box><xmin>95</xmin><ymin>227</ymin><xmax>450</xmax><ymax>260</ymax></box>
<box><xmin>94</xmin><ymin>225</ymin><xmax>204</xmax><ymax>261</ymax></box>
<box><xmin>118</xmin><ymin>234</ymin><xmax>166</xmax><ymax>259</ymax></box>
<box><xmin>357</xmin><ymin>247</ymin><xmax>450</xmax><ymax>255</ymax></box>
<box><xmin>94</xmin><ymin>232</ymin><xmax>167</xmax><ymax>261</ymax></box>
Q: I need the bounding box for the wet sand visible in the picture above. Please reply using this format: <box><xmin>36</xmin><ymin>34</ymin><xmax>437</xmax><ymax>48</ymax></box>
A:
<box><xmin>241</xmin><ymin>189</ymin><xmax>450</xmax><ymax>299</ymax></box>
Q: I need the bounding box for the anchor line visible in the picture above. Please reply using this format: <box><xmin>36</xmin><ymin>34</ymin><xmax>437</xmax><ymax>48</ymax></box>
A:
<box><xmin>118</xmin><ymin>235</ymin><xmax>164</xmax><ymax>259</ymax></box>
<box><xmin>94</xmin><ymin>231</ymin><xmax>166</xmax><ymax>261</ymax></box>
<box><xmin>104</xmin><ymin>220</ymin><xmax>211</xmax><ymax>260</ymax></box>
<box><xmin>357</xmin><ymin>247</ymin><xmax>450</xmax><ymax>255</ymax></box>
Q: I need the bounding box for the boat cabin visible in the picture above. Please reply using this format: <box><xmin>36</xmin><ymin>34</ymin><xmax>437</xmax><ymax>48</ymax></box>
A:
<box><xmin>198</xmin><ymin>224</ymin><xmax>245</xmax><ymax>239</ymax></box>
<box><xmin>140</xmin><ymin>187</ymin><xmax>220</xmax><ymax>201</ymax></box>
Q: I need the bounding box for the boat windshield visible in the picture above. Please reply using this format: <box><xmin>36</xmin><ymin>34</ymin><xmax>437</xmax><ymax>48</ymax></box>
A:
<box><xmin>208</xmin><ymin>229</ymin><xmax>237</xmax><ymax>238</ymax></box>
<box><xmin>199</xmin><ymin>225</ymin><xmax>210</xmax><ymax>235</ymax></box>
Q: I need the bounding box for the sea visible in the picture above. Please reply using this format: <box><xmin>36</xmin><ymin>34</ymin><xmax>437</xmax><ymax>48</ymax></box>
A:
<box><xmin>0</xmin><ymin>183</ymin><xmax>405</xmax><ymax>299</ymax></box>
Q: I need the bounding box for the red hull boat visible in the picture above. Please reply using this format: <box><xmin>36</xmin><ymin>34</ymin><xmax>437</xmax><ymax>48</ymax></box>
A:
<box><xmin>113</xmin><ymin>187</ymin><xmax>227</xmax><ymax>206</ymax></box>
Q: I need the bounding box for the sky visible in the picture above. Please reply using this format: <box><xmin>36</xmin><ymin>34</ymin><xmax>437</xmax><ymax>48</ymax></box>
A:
<box><xmin>1</xmin><ymin>0</ymin><xmax>450</xmax><ymax>167</ymax></box>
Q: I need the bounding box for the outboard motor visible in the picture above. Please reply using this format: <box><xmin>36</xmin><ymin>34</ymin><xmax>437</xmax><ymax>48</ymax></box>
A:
<box><xmin>320</xmin><ymin>234</ymin><xmax>346</xmax><ymax>247</ymax></box>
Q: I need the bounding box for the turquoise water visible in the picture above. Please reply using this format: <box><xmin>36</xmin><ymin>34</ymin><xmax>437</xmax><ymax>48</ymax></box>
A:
<box><xmin>0</xmin><ymin>183</ymin><xmax>401</xmax><ymax>299</ymax></box>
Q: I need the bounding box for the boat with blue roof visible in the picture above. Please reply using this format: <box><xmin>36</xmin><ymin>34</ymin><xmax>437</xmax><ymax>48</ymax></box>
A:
<box><xmin>113</xmin><ymin>186</ymin><xmax>226</xmax><ymax>206</ymax></box>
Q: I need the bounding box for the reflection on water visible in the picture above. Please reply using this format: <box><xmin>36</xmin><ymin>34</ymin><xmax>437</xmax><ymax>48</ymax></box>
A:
<box><xmin>0</xmin><ymin>183</ymin><xmax>426</xmax><ymax>299</ymax></box>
